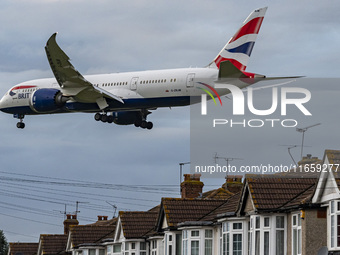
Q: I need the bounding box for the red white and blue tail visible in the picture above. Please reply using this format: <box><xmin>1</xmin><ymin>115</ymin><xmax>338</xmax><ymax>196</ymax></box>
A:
<box><xmin>209</xmin><ymin>7</ymin><xmax>267</xmax><ymax>71</ymax></box>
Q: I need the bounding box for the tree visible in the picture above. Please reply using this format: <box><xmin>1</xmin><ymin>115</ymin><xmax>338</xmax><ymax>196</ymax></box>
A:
<box><xmin>0</xmin><ymin>230</ymin><xmax>8</xmax><ymax>255</ymax></box>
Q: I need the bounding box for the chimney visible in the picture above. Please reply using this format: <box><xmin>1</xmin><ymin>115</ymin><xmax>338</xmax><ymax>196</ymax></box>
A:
<box><xmin>298</xmin><ymin>154</ymin><xmax>322</xmax><ymax>166</ymax></box>
<box><xmin>222</xmin><ymin>175</ymin><xmax>243</xmax><ymax>194</ymax></box>
<box><xmin>64</xmin><ymin>214</ymin><xmax>79</xmax><ymax>235</ymax></box>
<box><xmin>97</xmin><ymin>216</ymin><xmax>109</xmax><ymax>221</ymax></box>
<box><xmin>181</xmin><ymin>174</ymin><xmax>204</xmax><ymax>199</ymax></box>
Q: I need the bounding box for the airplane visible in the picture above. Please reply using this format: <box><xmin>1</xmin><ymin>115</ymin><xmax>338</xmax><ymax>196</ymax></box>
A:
<box><xmin>0</xmin><ymin>7</ymin><xmax>292</xmax><ymax>129</ymax></box>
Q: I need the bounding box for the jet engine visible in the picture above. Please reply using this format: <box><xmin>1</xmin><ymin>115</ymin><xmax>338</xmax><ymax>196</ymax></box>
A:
<box><xmin>113</xmin><ymin>111</ymin><xmax>141</xmax><ymax>125</ymax></box>
<box><xmin>29</xmin><ymin>88</ymin><xmax>68</xmax><ymax>113</ymax></box>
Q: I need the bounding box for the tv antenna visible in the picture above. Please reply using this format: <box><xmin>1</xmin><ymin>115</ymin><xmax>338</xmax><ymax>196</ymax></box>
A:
<box><xmin>54</xmin><ymin>204</ymin><xmax>72</xmax><ymax>220</ymax></box>
<box><xmin>75</xmin><ymin>201</ymin><xmax>89</xmax><ymax>217</ymax></box>
<box><xmin>296</xmin><ymin>123</ymin><xmax>321</xmax><ymax>159</ymax></box>
<box><xmin>106</xmin><ymin>201</ymin><xmax>117</xmax><ymax>218</ymax></box>
<box><xmin>214</xmin><ymin>153</ymin><xmax>243</xmax><ymax>171</ymax></box>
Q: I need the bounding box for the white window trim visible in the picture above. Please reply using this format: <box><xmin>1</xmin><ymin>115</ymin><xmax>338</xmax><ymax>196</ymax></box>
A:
<box><xmin>179</xmin><ymin>227</ymin><xmax>214</xmax><ymax>255</ymax></box>
<box><xmin>328</xmin><ymin>200</ymin><xmax>340</xmax><ymax>250</ymax></box>
<box><xmin>292</xmin><ymin>213</ymin><xmax>302</xmax><ymax>255</ymax></box>
<box><xmin>221</xmin><ymin>220</ymin><xmax>247</xmax><ymax>255</ymax></box>
<box><xmin>248</xmin><ymin>215</ymin><xmax>286</xmax><ymax>255</ymax></box>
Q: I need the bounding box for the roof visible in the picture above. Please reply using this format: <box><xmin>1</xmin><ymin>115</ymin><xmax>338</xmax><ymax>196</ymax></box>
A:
<box><xmin>88</xmin><ymin>218</ymin><xmax>117</xmax><ymax>226</ymax></box>
<box><xmin>119</xmin><ymin>211</ymin><xmax>158</xmax><ymax>239</ymax></box>
<box><xmin>39</xmin><ymin>235</ymin><xmax>67</xmax><ymax>255</ymax></box>
<box><xmin>245</xmin><ymin>177</ymin><xmax>317</xmax><ymax>211</ymax></box>
<box><xmin>325</xmin><ymin>150</ymin><xmax>340</xmax><ymax>185</ymax></box>
<box><xmin>201</xmin><ymin>193</ymin><xmax>241</xmax><ymax>221</ymax></box>
<box><xmin>325</xmin><ymin>149</ymin><xmax>340</xmax><ymax>165</ymax></box>
<box><xmin>202</xmin><ymin>188</ymin><xmax>234</xmax><ymax>200</ymax></box>
<box><xmin>69</xmin><ymin>223</ymin><xmax>116</xmax><ymax>248</ymax></box>
<box><xmin>160</xmin><ymin>198</ymin><xmax>227</xmax><ymax>228</ymax></box>
<box><xmin>9</xmin><ymin>243</ymin><xmax>39</xmax><ymax>255</ymax></box>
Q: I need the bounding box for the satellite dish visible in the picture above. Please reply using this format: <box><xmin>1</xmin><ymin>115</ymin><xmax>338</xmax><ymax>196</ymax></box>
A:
<box><xmin>317</xmin><ymin>246</ymin><xmax>328</xmax><ymax>255</ymax></box>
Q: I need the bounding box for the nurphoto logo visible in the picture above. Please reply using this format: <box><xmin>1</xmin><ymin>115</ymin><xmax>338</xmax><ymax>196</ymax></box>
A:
<box><xmin>199</xmin><ymin>84</ymin><xmax>312</xmax><ymax>128</ymax></box>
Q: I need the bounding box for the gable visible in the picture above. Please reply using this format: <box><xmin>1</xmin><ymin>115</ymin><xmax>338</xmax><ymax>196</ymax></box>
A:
<box><xmin>161</xmin><ymin>216</ymin><xmax>168</xmax><ymax>229</ymax></box>
<box><xmin>244</xmin><ymin>191</ymin><xmax>255</xmax><ymax>213</ymax></box>
<box><xmin>238</xmin><ymin>185</ymin><xmax>255</xmax><ymax>215</ymax></box>
<box><xmin>313</xmin><ymin>152</ymin><xmax>340</xmax><ymax>203</ymax></box>
<box><xmin>114</xmin><ymin>217</ymin><xmax>123</xmax><ymax>242</ymax></box>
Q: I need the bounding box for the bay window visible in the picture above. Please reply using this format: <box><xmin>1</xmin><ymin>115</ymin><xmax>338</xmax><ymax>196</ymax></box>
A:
<box><xmin>221</xmin><ymin>221</ymin><xmax>244</xmax><ymax>255</ymax></box>
<box><xmin>181</xmin><ymin>228</ymin><xmax>214</xmax><ymax>255</ymax></box>
<box><xmin>249</xmin><ymin>215</ymin><xmax>286</xmax><ymax>255</ymax></box>
<box><xmin>329</xmin><ymin>200</ymin><xmax>340</xmax><ymax>250</ymax></box>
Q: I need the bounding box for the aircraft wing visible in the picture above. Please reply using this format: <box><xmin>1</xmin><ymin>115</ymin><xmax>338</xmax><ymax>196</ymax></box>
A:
<box><xmin>45</xmin><ymin>33</ymin><xmax>124</xmax><ymax>109</ymax></box>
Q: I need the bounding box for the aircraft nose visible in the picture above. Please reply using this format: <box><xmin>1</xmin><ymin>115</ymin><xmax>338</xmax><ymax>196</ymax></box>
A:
<box><xmin>0</xmin><ymin>95</ymin><xmax>7</xmax><ymax>112</ymax></box>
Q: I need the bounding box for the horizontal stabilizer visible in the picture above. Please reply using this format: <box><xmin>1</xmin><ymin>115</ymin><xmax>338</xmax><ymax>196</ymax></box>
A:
<box><xmin>218</xmin><ymin>61</ymin><xmax>248</xmax><ymax>79</ymax></box>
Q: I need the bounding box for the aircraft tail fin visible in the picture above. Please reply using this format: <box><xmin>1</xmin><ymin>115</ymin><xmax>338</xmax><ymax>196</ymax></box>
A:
<box><xmin>209</xmin><ymin>7</ymin><xmax>267</xmax><ymax>71</ymax></box>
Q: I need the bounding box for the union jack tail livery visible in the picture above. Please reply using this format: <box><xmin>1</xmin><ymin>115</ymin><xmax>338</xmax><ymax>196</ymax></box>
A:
<box><xmin>209</xmin><ymin>7</ymin><xmax>267</xmax><ymax>71</ymax></box>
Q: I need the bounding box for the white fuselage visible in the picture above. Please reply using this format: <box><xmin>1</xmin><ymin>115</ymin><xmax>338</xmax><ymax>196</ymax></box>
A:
<box><xmin>0</xmin><ymin>67</ymin><xmax>229</xmax><ymax>115</ymax></box>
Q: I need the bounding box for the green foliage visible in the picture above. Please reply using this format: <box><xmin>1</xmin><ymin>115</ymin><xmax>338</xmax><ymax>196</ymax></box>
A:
<box><xmin>0</xmin><ymin>230</ymin><xmax>8</xmax><ymax>255</ymax></box>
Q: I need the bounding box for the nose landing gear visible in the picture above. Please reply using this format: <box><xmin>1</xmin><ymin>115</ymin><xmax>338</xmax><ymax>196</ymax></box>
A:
<box><xmin>14</xmin><ymin>114</ymin><xmax>25</xmax><ymax>129</ymax></box>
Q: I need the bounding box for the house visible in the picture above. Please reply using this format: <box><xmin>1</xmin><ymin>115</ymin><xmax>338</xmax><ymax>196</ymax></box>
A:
<box><xmin>12</xmin><ymin>150</ymin><xmax>340</xmax><ymax>255</ymax></box>
<box><xmin>37</xmin><ymin>234</ymin><xmax>68</xmax><ymax>255</ymax></box>
<box><xmin>8</xmin><ymin>243</ymin><xmax>39</xmax><ymax>255</ymax></box>
<box><xmin>66</xmin><ymin>216</ymin><xmax>116</xmax><ymax>255</ymax></box>
<box><xmin>312</xmin><ymin>149</ymin><xmax>340</xmax><ymax>254</ymax></box>
<box><xmin>111</xmin><ymin>210</ymin><xmax>159</xmax><ymax>255</ymax></box>
<box><xmin>233</xmin><ymin>175</ymin><xmax>326</xmax><ymax>255</ymax></box>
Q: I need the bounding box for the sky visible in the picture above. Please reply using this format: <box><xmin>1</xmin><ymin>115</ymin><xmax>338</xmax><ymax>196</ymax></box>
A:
<box><xmin>0</xmin><ymin>0</ymin><xmax>340</xmax><ymax>243</ymax></box>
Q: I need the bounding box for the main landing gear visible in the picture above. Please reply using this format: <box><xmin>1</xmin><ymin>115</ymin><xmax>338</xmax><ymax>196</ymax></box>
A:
<box><xmin>94</xmin><ymin>110</ymin><xmax>153</xmax><ymax>130</ymax></box>
<box><xmin>94</xmin><ymin>112</ymin><xmax>114</xmax><ymax>123</ymax></box>
<box><xmin>14</xmin><ymin>114</ymin><xmax>25</xmax><ymax>129</ymax></box>
<box><xmin>134</xmin><ymin>119</ymin><xmax>153</xmax><ymax>130</ymax></box>
<box><xmin>134</xmin><ymin>109</ymin><xmax>153</xmax><ymax>130</ymax></box>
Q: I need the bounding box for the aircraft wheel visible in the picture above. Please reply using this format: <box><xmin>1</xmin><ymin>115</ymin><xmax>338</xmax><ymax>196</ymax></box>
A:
<box><xmin>140</xmin><ymin>121</ymin><xmax>147</xmax><ymax>129</ymax></box>
<box><xmin>94</xmin><ymin>113</ymin><xmax>101</xmax><ymax>121</ymax></box>
<box><xmin>146</xmin><ymin>122</ymin><xmax>153</xmax><ymax>130</ymax></box>
<box><xmin>107</xmin><ymin>115</ymin><xmax>114</xmax><ymax>123</ymax></box>
<box><xmin>101</xmin><ymin>114</ymin><xmax>108</xmax><ymax>122</ymax></box>
<box><xmin>16</xmin><ymin>122</ymin><xmax>25</xmax><ymax>129</ymax></box>
<box><xmin>134</xmin><ymin>119</ymin><xmax>142</xmax><ymax>127</ymax></box>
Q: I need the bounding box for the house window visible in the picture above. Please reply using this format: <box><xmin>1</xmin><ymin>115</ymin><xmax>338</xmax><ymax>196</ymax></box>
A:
<box><xmin>329</xmin><ymin>200</ymin><xmax>340</xmax><ymax>249</ymax></box>
<box><xmin>113</xmin><ymin>244</ymin><xmax>121</xmax><ymax>253</ymax></box>
<box><xmin>276</xmin><ymin>216</ymin><xmax>285</xmax><ymax>255</ymax></box>
<box><xmin>183</xmin><ymin>230</ymin><xmax>188</xmax><ymax>255</ymax></box>
<box><xmin>222</xmin><ymin>221</ymin><xmax>243</xmax><ymax>255</ymax></box>
<box><xmin>249</xmin><ymin>215</ymin><xmax>286</xmax><ymax>255</ymax></box>
<box><xmin>182</xmin><ymin>229</ymin><xmax>212</xmax><ymax>255</ymax></box>
<box><xmin>167</xmin><ymin>233</ymin><xmax>173</xmax><ymax>255</ymax></box>
<box><xmin>255</xmin><ymin>217</ymin><xmax>260</xmax><ymax>255</ymax></box>
<box><xmin>248</xmin><ymin>221</ymin><xmax>252</xmax><ymax>255</ymax></box>
<box><xmin>292</xmin><ymin>213</ymin><xmax>302</xmax><ymax>255</ymax></box>
<box><xmin>99</xmin><ymin>250</ymin><xmax>105</xmax><ymax>255</ymax></box>
<box><xmin>140</xmin><ymin>242</ymin><xmax>146</xmax><ymax>251</ymax></box>
<box><xmin>205</xmin><ymin>230</ymin><xmax>213</xmax><ymax>255</ymax></box>
<box><xmin>107</xmin><ymin>246</ymin><xmax>112</xmax><ymax>254</ymax></box>
<box><xmin>191</xmin><ymin>231</ymin><xmax>199</xmax><ymax>237</ymax></box>
<box><xmin>151</xmin><ymin>240</ymin><xmax>157</xmax><ymax>255</ymax></box>
<box><xmin>191</xmin><ymin>240</ymin><xmax>199</xmax><ymax>255</ymax></box>
<box><xmin>89</xmin><ymin>250</ymin><xmax>96</xmax><ymax>255</ymax></box>
<box><xmin>176</xmin><ymin>233</ymin><xmax>182</xmax><ymax>255</ymax></box>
